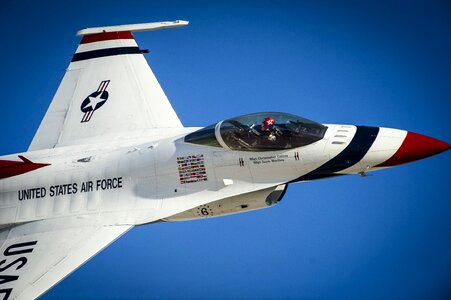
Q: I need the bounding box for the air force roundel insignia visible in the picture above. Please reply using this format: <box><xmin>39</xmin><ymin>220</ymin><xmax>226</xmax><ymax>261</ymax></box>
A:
<box><xmin>80</xmin><ymin>80</ymin><xmax>110</xmax><ymax>123</ymax></box>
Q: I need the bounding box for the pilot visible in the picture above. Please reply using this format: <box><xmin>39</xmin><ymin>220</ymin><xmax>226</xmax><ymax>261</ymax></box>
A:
<box><xmin>262</xmin><ymin>117</ymin><xmax>278</xmax><ymax>142</ymax></box>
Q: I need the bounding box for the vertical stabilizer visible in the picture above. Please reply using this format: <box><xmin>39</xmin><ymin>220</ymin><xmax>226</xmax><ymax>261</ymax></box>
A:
<box><xmin>29</xmin><ymin>21</ymin><xmax>188</xmax><ymax>151</ymax></box>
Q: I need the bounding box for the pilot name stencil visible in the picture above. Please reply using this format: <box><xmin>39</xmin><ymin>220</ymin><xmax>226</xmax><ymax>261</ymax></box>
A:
<box><xmin>249</xmin><ymin>154</ymin><xmax>288</xmax><ymax>165</ymax></box>
<box><xmin>17</xmin><ymin>177</ymin><xmax>123</xmax><ymax>201</ymax></box>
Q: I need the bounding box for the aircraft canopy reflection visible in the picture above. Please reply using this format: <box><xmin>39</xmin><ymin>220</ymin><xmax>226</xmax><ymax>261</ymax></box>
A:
<box><xmin>184</xmin><ymin>112</ymin><xmax>328</xmax><ymax>151</ymax></box>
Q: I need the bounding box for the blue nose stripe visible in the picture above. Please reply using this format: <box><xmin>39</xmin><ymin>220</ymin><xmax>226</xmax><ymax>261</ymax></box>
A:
<box><xmin>292</xmin><ymin>126</ymin><xmax>379</xmax><ymax>182</ymax></box>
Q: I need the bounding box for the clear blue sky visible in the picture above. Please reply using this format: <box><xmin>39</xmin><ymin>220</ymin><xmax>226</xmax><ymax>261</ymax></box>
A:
<box><xmin>1</xmin><ymin>1</ymin><xmax>450</xmax><ymax>299</ymax></box>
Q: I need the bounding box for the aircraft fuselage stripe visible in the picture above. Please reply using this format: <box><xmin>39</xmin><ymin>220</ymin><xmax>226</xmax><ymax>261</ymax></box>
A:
<box><xmin>292</xmin><ymin>126</ymin><xmax>379</xmax><ymax>182</ymax></box>
<box><xmin>71</xmin><ymin>47</ymin><xmax>144</xmax><ymax>62</ymax></box>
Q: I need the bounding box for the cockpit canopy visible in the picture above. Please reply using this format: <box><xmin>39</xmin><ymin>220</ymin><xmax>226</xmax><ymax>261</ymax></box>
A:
<box><xmin>184</xmin><ymin>112</ymin><xmax>327</xmax><ymax>152</ymax></box>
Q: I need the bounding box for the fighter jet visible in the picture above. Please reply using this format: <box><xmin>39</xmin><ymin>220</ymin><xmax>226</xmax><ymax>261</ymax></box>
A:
<box><xmin>0</xmin><ymin>20</ymin><xmax>449</xmax><ymax>299</ymax></box>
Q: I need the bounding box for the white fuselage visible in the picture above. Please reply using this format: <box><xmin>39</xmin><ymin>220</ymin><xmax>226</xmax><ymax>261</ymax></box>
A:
<box><xmin>0</xmin><ymin>124</ymin><xmax>406</xmax><ymax>228</ymax></box>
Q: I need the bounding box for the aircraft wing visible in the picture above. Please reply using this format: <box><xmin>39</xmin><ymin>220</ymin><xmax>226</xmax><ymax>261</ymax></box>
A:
<box><xmin>0</xmin><ymin>216</ymin><xmax>132</xmax><ymax>299</ymax></box>
<box><xmin>28</xmin><ymin>20</ymin><xmax>188</xmax><ymax>151</ymax></box>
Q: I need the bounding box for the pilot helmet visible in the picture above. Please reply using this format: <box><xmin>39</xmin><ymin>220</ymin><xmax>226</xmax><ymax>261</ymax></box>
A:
<box><xmin>262</xmin><ymin>117</ymin><xmax>275</xmax><ymax>130</ymax></box>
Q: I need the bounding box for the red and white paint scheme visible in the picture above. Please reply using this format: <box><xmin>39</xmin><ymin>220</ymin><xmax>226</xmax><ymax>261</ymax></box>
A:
<box><xmin>0</xmin><ymin>20</ymin><xmax>449</xmax><ymax>299</ymax></box>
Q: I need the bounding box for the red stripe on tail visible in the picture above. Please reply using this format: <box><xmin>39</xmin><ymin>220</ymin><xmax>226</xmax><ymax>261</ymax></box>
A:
<box><xmin>80</xmin><ymin>31</ymin><xmax>134</xmax><ymax>44</ymax></box>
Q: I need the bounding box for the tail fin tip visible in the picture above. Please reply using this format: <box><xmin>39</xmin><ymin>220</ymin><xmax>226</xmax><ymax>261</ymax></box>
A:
<box><xmin>76</xmin><ymin>20</ymin><xmax>189</xmax><ymax>36</ymax></box>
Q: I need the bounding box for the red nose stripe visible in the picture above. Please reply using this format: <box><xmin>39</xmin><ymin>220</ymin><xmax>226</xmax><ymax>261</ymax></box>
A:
<box><xmin>377</xmin><ymin>132</ymin><xmax>450</xmax><ymax>167</ymax></box>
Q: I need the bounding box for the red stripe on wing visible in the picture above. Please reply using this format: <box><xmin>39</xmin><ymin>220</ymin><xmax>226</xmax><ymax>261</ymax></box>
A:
<box><xmin>0</xmin><ymin>156</ymin><xmax>50</xmax><ymax>179</ymax></box>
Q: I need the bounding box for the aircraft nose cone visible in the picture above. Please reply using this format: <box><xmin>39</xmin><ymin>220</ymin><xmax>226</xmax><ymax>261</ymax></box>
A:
<box><xmin>378</xmin><ymin>131</ymin><xmax>450</xmax><ymax>167</ymax></box>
